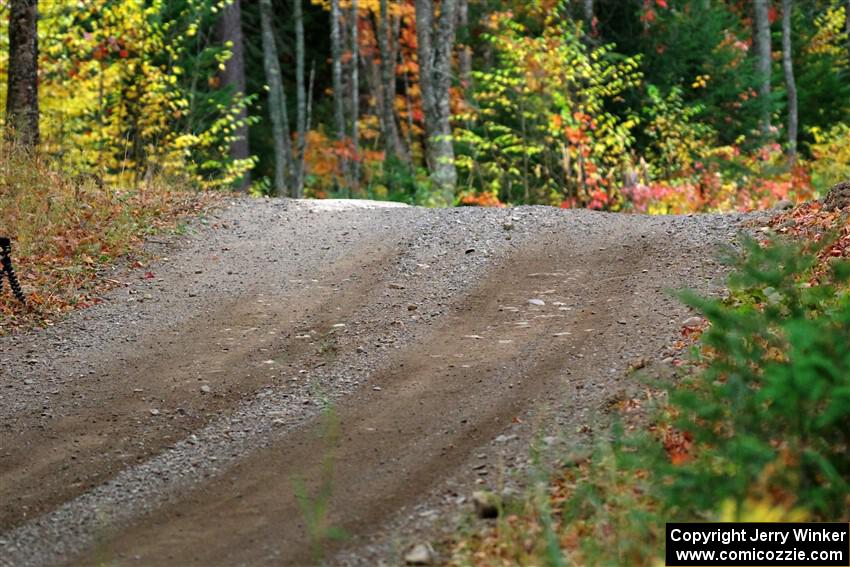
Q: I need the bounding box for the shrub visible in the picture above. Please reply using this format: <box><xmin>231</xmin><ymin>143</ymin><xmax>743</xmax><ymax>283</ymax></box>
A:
<box><xmin>668</xmin><ymin>237</ymin><xmax>850</xmax><ymax>519</ymax></box>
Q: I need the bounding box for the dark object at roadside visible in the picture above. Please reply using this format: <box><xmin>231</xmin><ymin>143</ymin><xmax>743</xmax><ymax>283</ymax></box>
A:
<box><xmin>823</xmin><ymin>180</ymin><xmax>850</xmax><ymax>211</ymax></box>
<box><xmin>0</xmin><ymin>237</ymin><xmax>28</xmax><ymax>305</ymax></box>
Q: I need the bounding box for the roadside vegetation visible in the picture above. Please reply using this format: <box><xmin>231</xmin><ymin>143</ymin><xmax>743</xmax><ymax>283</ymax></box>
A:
<box><xmin>449</xmin><ymin>206</ymin><xmax>850</xmax><ymax>565</ymax></box>
<box><xmin>0</xmin><ymin>147</ymin><xmax>225</xmax><ymax>334</ymax></box>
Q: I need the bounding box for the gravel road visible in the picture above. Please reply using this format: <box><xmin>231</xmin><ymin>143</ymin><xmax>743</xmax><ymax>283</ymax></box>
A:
<box><xmin>0</xmin><ymin>198</ymin><xmax>747</xmax><ymax>566</ymax></box>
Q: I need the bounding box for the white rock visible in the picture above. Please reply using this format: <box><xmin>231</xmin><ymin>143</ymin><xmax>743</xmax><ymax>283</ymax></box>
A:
<box><xmin>404</xmin><ymin>543</ymin><xmax>435</xmax><ymax>565</ymax></box>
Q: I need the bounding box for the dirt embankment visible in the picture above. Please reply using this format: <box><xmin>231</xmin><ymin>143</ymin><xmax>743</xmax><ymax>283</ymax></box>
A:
<box><xmin>0</xmin><ymin>199</ymin><xmax>744</xmax><ymax>566</ymax></box>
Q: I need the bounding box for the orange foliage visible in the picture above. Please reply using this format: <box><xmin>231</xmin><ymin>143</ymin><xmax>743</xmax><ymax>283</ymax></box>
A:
<box><xmin>458</xmin><ymin>192</ymin><xmax>505</xmax><ymax>208</ymax></box>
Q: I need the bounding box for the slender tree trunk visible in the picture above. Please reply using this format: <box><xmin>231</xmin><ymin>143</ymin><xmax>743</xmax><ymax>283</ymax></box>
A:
<box><xmin>415</xmin><ymin>0</ymin><xmax>458</xmax><ymax>203</ymax></box>
<box><xmin>216</xmin><ymin>0</ymin><xmax>251</xmax><ymax>190</ymax></box>
<box><xmin>378</xmin><ymin>0</ymin><xmax>408</xmax><ymax>163</ymax></box>
<box><xmin>583</xmin><ymin>0</ymin><xmax>594</xmax><ymax>35</ymax></box>
<box><xmin>781</xmin><ymin>0</ymin><xmax>797</xmax><ymax>160</ymax></box>
<box><xmin>457</xmin><ymin>0</ymin><xmax>472</xmax><ymax>92</ymax></box>
<box><xmin>330</xmin><ymin>0</ymin><xmax>349</xmax><ymax>188</ymax></box>
<box><xmin>5</xmin><ymin>0</ymin><xmax>39</xmax><ymax>148</ymax></box>
<box><xmin>753</xmin><ymin>0</ymin><xmax>772</xmax><ymax>138</ymax></box>
<box><xmin>350</xmin><ymin>0</ymin><xmax>361</xmax><ymax>192</ymax></box>
<box><xmin>294</xmin><ymin>0</ymin><xmax>307</xmax><ymax>197</ymax></box>
<box><xmin>259</xmin><ymin>0</ymin><xmax>293</xmax><ymax>196</ymax></box>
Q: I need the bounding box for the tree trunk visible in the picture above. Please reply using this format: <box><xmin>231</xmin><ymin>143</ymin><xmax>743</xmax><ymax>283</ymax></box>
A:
<box><xmin>216</xmin><ymin>0</ymin><xmax>251</xmax><ymax>190</ymax></box>
<box><xmin>415</xmin><ymin>0</ymin><xmax>458</xmax><ymax>203</ymax></box>
<box><xmin>350</xmin><ymin>0</ymin><xmax>361</xmax><ymax>192</ymax></box>
<box><xmin>781</xmin><ymin>0</ymin><xmax>797</xmax><ymax>160</ymax></box>
<box><xmin>294</xmin><ymin>0</ymin><xmax>307</xmax><ymax>197</ymax></box>
<box><xmin>5</xmin><ymin>0</ymin><xmax>39</xmax><ymax>148</ymax></box>
<box><xmin>753</xmin><ymin>0</ymin><xmax>772</xmax><ymax>138</ymax></box>
<box><xmin>259</xmin><ymin>0</ymin><xmax>293</xmax><ymax>196</ymax></box>
<box><xmin>457</xmin><ymin>0</ymin><xmax>472</xmax><ymax>93</ymax></box>
<box><xmin>378</xmin><ymin>0</ymin><xmax>408</xmax><ymax>163</ymax></box>
<box><xmin>330</xmin><ymin>0</ymin><xmax>349</xmax><ymax>188</ymax></box>
<box><xmin>583</xmin><ymin>0</ymin><xmax>594</xmax><ymax>35</ymax></box>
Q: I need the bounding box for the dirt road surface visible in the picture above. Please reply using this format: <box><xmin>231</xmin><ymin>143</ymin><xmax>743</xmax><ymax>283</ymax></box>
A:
<box><xmin>0</xmin><ymin>199</ymin><xmax>746</xmax><ymax>566</ymax></box>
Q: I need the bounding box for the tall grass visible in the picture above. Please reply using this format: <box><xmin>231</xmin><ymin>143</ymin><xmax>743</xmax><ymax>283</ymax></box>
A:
<box><xmin>0</xmin><ymin>142</ymin><xmax>225</xmax><ymax>332</ymax></box>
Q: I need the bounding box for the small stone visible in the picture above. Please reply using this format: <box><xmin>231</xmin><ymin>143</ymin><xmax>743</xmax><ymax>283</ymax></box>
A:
<box><xmin>407</xmin><ymin>304</ymin><xmax>418</xmax><ymax>311</ymax></box>
<box><xmin>149</xmin><ymin>409</ymin><xmax>160</xmax><ymax>416</ymax></box>
<box><xmin>494</xmin><ymin>434</ymin><xmax>517</xmax><ymax>443</ymax></box>
<box><xmin>528</xmin><ymin>298</ymin><xmax>545</xmax><ymax>306</ymax></box>
<box><xmin>388</xmin><ymin>282</ymin><xmax>406</xmax><ymax>290</ymax></box>
<box><xmin>199</xmin><ymin>385</ymin><xmax>211</xmax><ymax>394</ymax></box>
<box><xmin>774</xmin><ymin>199</ymin><xmax>794</xmax><ymax>210</ymax></box>
<box><xmin>404</xmin><ymin>543</ymin><xmax>435</xmax><ymax>565</ymax></box>
<box><xmin>373</xmin><ymin>386</ymin><xmax>382</xmax><ymax>391</ymax></box>
<box><xmin>682</xmin><ymin>316</ymin><xmax>703</xmax><ymax>328</ymax></box>
<box><xmin>472</xmin><ymin>490</ymin><xmax>500</xmax><ymax>519</ymax></box>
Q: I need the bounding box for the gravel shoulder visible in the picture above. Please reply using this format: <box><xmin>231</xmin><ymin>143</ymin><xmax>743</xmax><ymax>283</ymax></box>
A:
<box><xmin>0</xmin><ymin>199</ymin><xmax>746</xmax><ymax>566</ymax></box>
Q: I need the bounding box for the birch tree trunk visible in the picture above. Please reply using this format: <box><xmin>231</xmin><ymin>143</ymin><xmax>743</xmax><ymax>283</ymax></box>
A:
<box><xmin>583</xmin><ymin>0</ymin><xmax>594</xmax><ymax>35</ymax></box>
<box><xmin>378</xmin><ymin>0</ymin><xmax>408</xmax><ymax>163</ymax></box>
<box><xmin>216</xmin><ymin>0</ymin><xmax>251</xmax><ymax>190</ymax></box>
<box><xmin>5</xmin><ymin>0</ymin><xmax>39</xmax><ymax>148</ymax></box>
<box><xmin>415</xmin><ymin>0</ymin><xmax>458</xmax><ymax>203</ymax></box>
<box><xmin>781</xmin><ymin>0</ymin><xmax>797</xmax><ymax>160</ymax></box>
<box><xmin>350</xmin><ymin>0</ymin><xmax>361</xmax><ymax>192</ymax></box>
<box><xmin>259</xmin><ymin>0</ymin><xmax>293</xmax><ymax>196</ymax></box>
<box><xmin>753</xmin><ymin>0</ymin><xmax>773</xmax><ymax>138</ymax></box>
<box><xmin>294</xmin><ymin>0</ymin><xmax>307</xmax><ymax>197</ymax></box>
<box><xmin>330</xmin><ymin>0</ymin><xmax>349</xmax><ymax>188</ymax></box>
<box><xmin>457</xmin><ymin>0</ymin><xmax>472</xmax><ymax>93</ymax></box>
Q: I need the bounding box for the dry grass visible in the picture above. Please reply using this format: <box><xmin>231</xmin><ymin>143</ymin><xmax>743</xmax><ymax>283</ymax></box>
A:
<box><xmin>0</xmin><ymin>144</ymin><xmax>229</xmax><ymax>334</ymax></box>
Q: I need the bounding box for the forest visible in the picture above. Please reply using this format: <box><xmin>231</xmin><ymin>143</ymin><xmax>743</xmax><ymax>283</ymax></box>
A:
<box><xmin>2</xmin><ymin>0</ymin><xmax>849</xmax><ymax>210</ymax></box>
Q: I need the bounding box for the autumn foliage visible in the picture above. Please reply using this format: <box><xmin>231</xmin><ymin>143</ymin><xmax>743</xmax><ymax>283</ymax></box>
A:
<box><xmin>0</xmin><ymin>144</ymin><xmax>225</xmax><ymax>334</ymax></box>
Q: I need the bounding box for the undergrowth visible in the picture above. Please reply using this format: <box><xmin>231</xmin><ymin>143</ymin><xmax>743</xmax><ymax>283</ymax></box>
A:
<box><xmin>450</xmin><ymin>217</ymin><xmax>850</xmax><ymax>566</ymax></box>
<box><xmin>0</xmin><ymin>145</ymin><xmax>227</xmax><ymax>334</ymax></box>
